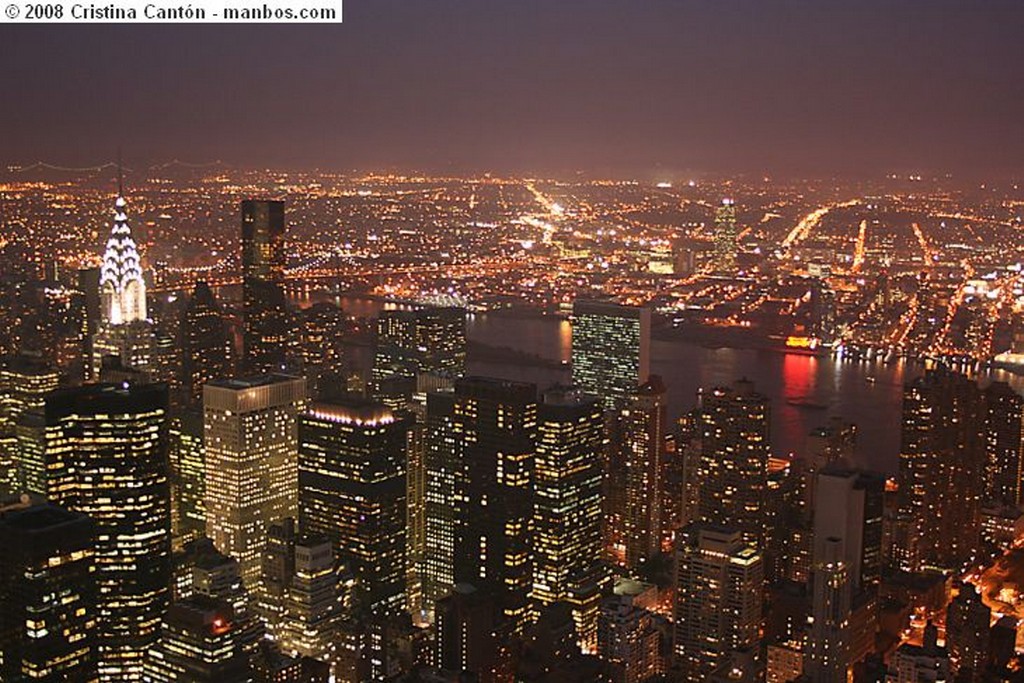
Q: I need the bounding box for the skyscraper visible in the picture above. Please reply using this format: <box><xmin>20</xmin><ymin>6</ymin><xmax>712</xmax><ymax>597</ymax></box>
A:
<box><xmin>44</xmin><ymin>383</ymin><xmax>172</xmax><ymax>682</ymax></box>
<box><xmin>92</xmin><ymin>189</ymin><xmax>155</xmax><ymax>376</ymax></box>
<box><xmin>241</xmin><ymin>200</ymin><xmax>290</xmax><ymax>374</ymax></box>
<box><xmin>277</xmin><ymin>537</ymin><xmax>343</xmax><ymax>677</ymax></box>
<box><xmin>712</xmin><ymin>198</ymin><xmax>739</xmax><ymax>273</ymax></box>
<box><xmin>0</xmin><ymin>354</ymin><xmax>58</xmax><ymax>496</ymax></box>
<box><xmin>531</xmin><ymin>385</ymin><xmax>606</xmax><ymax>653</ymax></box>
<box><xmin>946</xmin><ymin>586</ymin><xmax>991</xmax><ymax>682</ymax></box>
<box><xmin>0</xmin><ymin>503</ymin><xmax>98</xmax><ymax>683</ymax></box>
<box><xmin>570</xmin><ymin>301</ymin><xmax>650</xmax><ymax>410</ymax></box>
<box><xmin>614</xmin><ymin>375</ymin><xmax>667</xmax><ymax>568</ymax></box>
<box><xmin>897</xmin><ymin>369</ymin><xmax>985</xmax><ymax>572</ymax></box>
<box><xmin>695</xmin><ymin>380</ymin><xmax>771</xmax><ymax>552</ymax></box>
<box><xmin>814</xmin><ymin>465</ymin><xmax>885</xmax><ymax>594</ymax></box>
<box><xmin>298</xmin><ymin>398</ymin><xmax>410</xmax><ymax>615</ymax></box>
<box><xmin>423</xmin><ymin>377</ymin><xmax>537</xmax><ymax>633</ymax></box>
<box><xmin>673</xmin><ymin>525</ymin><xmax>763</xmax><ymax>682</ymax></box>
<box><xmin>168</xmin><ymin>411</ymin><xmax>206</xmax><ymax>550</ymax></box>
<box><xmin>597</xmin><ymin>579</ymin><xmax>665</xmax><ymax>683</ymax></box>
<box><xmin>805</xmin><ymin>537</ymin><xmax>852</xmax><ymax>683</ymax></box>
<box><xmin>983</xmin><ymin>381</ymin><xmax>1024</xmax><ymax>506</ymax></box>
<box><xmin>183</xmin><ymin>281</ymin><xmax>232</xmax><ymax>408</ymax></box>
<box><xmin>373</xmin><ymin>306</ymin><xmax>467</xmax><ymax>382</ymax></box>
<box><xmin>204</xmin><ymin>375</ymin><xmax>306</xmax><ymax>586</ymax></box>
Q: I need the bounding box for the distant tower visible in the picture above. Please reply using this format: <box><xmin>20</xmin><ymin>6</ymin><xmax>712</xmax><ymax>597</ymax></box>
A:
<box><xmin>241</xmin><ymin>200</ymin><xmax>290</xmax><ymax>374</ymax></box>
<box><xmin>713</xmin><ymin>198</ymin><xmax>739</xmax><ymax>273</ymax></box>
<box><xmin>571</xmin><ymin>301</ymin><xmax>651</xmax><ymax>411</ymax></box>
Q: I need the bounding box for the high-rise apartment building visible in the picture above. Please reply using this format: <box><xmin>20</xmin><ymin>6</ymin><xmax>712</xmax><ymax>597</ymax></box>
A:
<box><xmin>897</xmin><ymin>369</ymin><xmax>985</xmax><ymax>571</ymax></box>
<box><xmin>570</xmin><ymin>301</ymin><xmax>650</xmax><ymax>410</ymax></box>
<box><xmin>204</xmin><ymin>375</ymin><xmax>306</xmax><ymax>586</ymax></box>
<box><xmin>673</xmin><ymin>525</ymin><xmax>763</xmax><ymax>682</ymax></box>
<box><xmin>142</xmin><ymin>597</ymin><xmax>253</xmax><ymax>682</ymax></box>
<box><xmin>713</xmin><ymin>198</ymin><xmax>739</xmax><ymax>273</ymax></box>
<box><xmin>613</xmin><ymin>376</ymin><xmax>666</xmax><ymax>568</ymax></box>
<box><xmin>983</xmin><ymin>381</ymin><xmax>1024</xmax><ymax>506</ymax></box>
<box><xmin>695</xmin><ymin>380</ymin><xmax>771</xmax><ymax>552</ymax></box>
<box><xmin>44</xmin><ymin>383</ymin><xmax>171</xmax><ymax>681</ymax></box>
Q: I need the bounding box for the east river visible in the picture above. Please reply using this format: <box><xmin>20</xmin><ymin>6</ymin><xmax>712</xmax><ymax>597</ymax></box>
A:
<box><xmin>297</xmin><ymin>294</ymin><xmax>1024</xmax><ymax>476</ymax></box>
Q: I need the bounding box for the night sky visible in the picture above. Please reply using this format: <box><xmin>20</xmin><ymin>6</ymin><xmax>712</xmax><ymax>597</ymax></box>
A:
<box><xmin>2</xmin><ymin>0</ymin><xmax>1023</xmax><ymax>177</ymax></box>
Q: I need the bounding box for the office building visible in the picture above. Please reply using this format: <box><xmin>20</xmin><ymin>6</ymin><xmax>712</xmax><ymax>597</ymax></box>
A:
<box><xmin>241</xmin><ymin>200</ymin><xmax>290</xmax><ymax>374</ymax></box>
<box><xmin>373</xmin><ymin>306</ymin><xmax>467</xmax><ymax>381</ymax></box>
<box><xmin>423</xmin><ymin>377</ymin><xmax>537</xmax><ymax>633</ymax></box>
<box><xmin>570</xmin><ymin>301</ymin><xmax>650</xmax><ymax>410</ymax></box>
<box><xmin>0</xmin><ymin>503</ymin><xmax>98</xmax><ymax>683</ymax></box>
<box><xmin>531</xmin><ymin>386</ymin><xmax>606</xmax><ymax>653</ymax></box>
<box><xmin>945</xmin><ymin>586</ymin><xmax>991</xmax><ymax>682</ymax></box>
<box><xmin>44</xmin><ymin>383</ymin><xmax>171</xmax><ymax>681</ymax></box>
<box><xmin>806</xmin><ymin>537</ymin><xmax>852</xmax><ymax>683</ymax></box>
<box><xmin>204</xmin><ymin>375</ymin><xmax>306</xmax><ymax>586</ymax></box>
<box><xmin>168</xmin><ymin>411</ymin><xmax>206</xmax><ymax>550</ymax></box>
<box><xmin>298</xmin><ymin>398</ymin><xmax>410</xmax><ymax>615</ymax></box>
<box><xmin>278</xmin><ymin>538</ymin><xmax>343</xmax><ymax>677</ymax></box>
<box><xmin>983</xmin><ymin>381</ymin><xmax>1024</xmax><ymax>506</ymax></box>
<box><xmin>184</xmin><ymin>281</ymin><xmax>232</xmax><ymax>408</ymax></box>
<box><xmin>142</xmin><ymin>597</ymin><xmax>253</xmax><ymax>682</ymax></box>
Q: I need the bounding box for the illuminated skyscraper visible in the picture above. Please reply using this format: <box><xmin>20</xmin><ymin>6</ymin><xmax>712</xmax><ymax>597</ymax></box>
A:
<box><xmin>814</xmin><ymin>466</ymin><xmax>884</xmax><ymax>594</ymax></box>
<box><xmin>183</xmin><ymin>281</ymin><xmax>232</xmax><ymax>409</ymax></box>
<box><xmin>712</xmin><ymin>198</ymin><xmax>738</xmax><ymax>273</ymax></box>
<box><xmin>531</xmin><ymin>386</ymin><xmax>606</xmax><ymax>653</ymax></box>
<box><xmin>0</xmin><ymin>354</ymin><xmax>58</xmax><ymax>495</ymax></box>
<box><xmin>946</xmin><ymin>586</ymin><xmax>991</xmax><ymax>682</ymax></box>
<box><xmin>44</xmin><ymin>383</ymin><xmax>171</xmax><ymax>682</ymax></box>
<box><xmin>806</xmin><ymin>537</ymin><xmax>852</xmax><ymax>683</ymax></box>
<box><xmin>613</xmin><ymin>376</ymin><xmax>666</xmax><ymax>568</ymax></box>
<box><xmin>92</xmin><ymin>188</ymin><xmax>154</xmax><ymax>376</ymax></box>
<box><xmin>570</xmin><ymin>301</ymin><xmax>650</xmax><ymax>410</ymax></box>
<box><xmin>372</xmin><ymin>306</ymin><xmax>467</xmax><ymax>382</ymax></box>
<box><xmin>0</xmin><ymin>503</ymin><xmax>99</xmax><ymax>683</ymax></box>
<box><xmin>204</xmin><ymin>375</ymin><xmax>306</xmax><ymax>586</ymax></box>
<box><xmin>241</xmin><ymin>200</ymin><xmax>290</xmax><ymax>374</ymax></box>
<box><xmin>897</xmin><ymin>369</ymin><xmax>985</xmax><ymax>572</ymax></box>
<box><xmin>278</xmin><ymin>538</ymin><xmax>343</xmax><ymax>677</ymax></box>
<box><xmin>423</xmin><ymin>377</ymin><xmax>537</xmax><ymax>633</ymax></box>
<box><xmin>695</xmin><ymin>380</ymin><xmax>771</xmax><ymax>552</ymax></box>
<box><xmin>673</xmin><ymin>525</ymin><xmax>763</xmax><ymax>682</ymax></box>
<box><xmin>298</xmin><ymin>399</ymin><xmax>410</xmax><ymax>615</ymax></box>
<box><xmin>598</xmin><ymin>579</ymin><xmax>665</xmax><ymax>683</ymax></box>
<box><xmin>168</xmin><ymin>411</ymin><xmax>206</xmax><ymax>550</ymax></box>
<box><xmin>983</xmin><ymin>381</ymin><xmax>1024</xmax><ymax>506</ymax></box>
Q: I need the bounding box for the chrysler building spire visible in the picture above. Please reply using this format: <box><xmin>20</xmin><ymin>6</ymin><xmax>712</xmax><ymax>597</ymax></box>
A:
<box><xmin>99</xmin><ymin>181</ymin><xmax>147</xmax><ymax>325</ymax></box>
